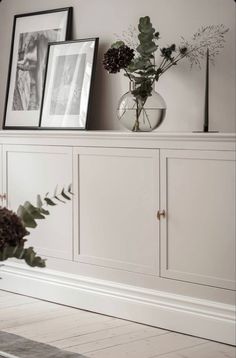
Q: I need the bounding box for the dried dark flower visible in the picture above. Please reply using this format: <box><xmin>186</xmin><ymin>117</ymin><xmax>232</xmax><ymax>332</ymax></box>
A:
<box><xmin>103</xmin><ymin>45</ymin><xmax>134</xmax><ymax>73</ymax></box>
<box><xmin>0</xmin><ymin>207</ymin><xmax>28</xmax><ymax>249</ymax></box>
<box><xmin>161</xmin><ymin>44</ymin><xmax>176</xmax><ymax>61</ymax></box>
<box><xmin>179</xmin><ymin>46</ymin><xmax>188</xmax><ymax>55</ymax></box>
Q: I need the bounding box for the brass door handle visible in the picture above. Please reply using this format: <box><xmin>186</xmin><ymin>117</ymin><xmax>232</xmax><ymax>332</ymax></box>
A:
<box><xmin>157</xmin><ymin>210</ymin><xmax>166</xmax><ymax>220</ymax></box>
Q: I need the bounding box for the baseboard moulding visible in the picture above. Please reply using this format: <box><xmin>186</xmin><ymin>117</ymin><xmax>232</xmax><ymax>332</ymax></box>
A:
<box><xmin>0</xmin><ymin>262</ymin><xmax>235</xmax><ymax>346</ymax></box>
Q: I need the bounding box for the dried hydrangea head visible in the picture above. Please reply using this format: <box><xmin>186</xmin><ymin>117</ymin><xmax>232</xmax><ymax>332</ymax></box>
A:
<box><xmin>0</xmin><ymin>207</ymin><xmax>29</xmax><ymax>249</ymax></box>
<box><xmin>103</xmin><ymin>45</ymin><xmax>134</xmax><ymax>73</ymax></box>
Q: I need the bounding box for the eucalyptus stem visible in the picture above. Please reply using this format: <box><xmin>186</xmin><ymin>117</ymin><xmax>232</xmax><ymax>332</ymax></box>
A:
<box><xmin>143</xmin><ymin>108</ymin><xmax>152</xmax><ymax>129</ymax></box>
<box><xmin>124</xmin><ymin>68</ymin><xmax>133</xmax><ymax>82</ymax></box>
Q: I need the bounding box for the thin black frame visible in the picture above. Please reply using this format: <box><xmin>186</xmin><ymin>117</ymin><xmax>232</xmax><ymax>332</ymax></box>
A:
<box><xmin>3</xmin><ymin>7</ymin><xmax>73</xmax><ymax>130</ymax></box>
<box><xmin>39</xmin><ymin>38</ymin><xmax>99</xmax><ymax>131</ymax></box>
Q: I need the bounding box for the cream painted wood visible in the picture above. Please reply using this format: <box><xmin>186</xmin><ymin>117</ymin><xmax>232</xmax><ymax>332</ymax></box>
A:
<box><xmin>0</xmin><ymin>131</ymin><xmax>235</xmax><ymax>152</ymax></box>
<box><xmin>73</xmin><ymin>147</ymin><xmax>159</xmax><ymax>274</ymax></box>
<box><xmin>2</xmin><ymin>145</ymin><xmax>73</xmax><ymax>260</ymax></box>
<box><xmin>160</xmin><ymin>149</ymin><xmax>236</xmax><ymax>290</ymax></box>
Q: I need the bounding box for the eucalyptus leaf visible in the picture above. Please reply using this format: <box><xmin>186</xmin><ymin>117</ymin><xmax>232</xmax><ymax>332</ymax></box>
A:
<box><xmin>53</xmin><ymin>185</ymin><xmax>58</xmax><ymax>197</ymax></box>
<box><xmin>54</xmin><ymin>195</ymin><xmax>66</xmax><ymax>203</ymax></box>
<box><xmin>111</xmin><ymin>41</ymin><xmax>125</xmax><ymax>49</ymax></box>
<box><xmin>128</xmin><ymin>58</ymin><xmax>149</xmax><ymax>72</ymax></box>
<box><xmin>137</xmin><ymin>42</ymin><xmax>158</xmax><ymax>55</ymax></box>
<box><xmin>22</xmin><ymin>247</ymin><xmax>46</xmax><ymax>268</ymax></box>
<box><xmin>23</xmin><ymin>201</ymin><xmax>45</xmax><ymax>219</ymax></box>
<box><xmin>61</xmin><ymin>189</ymin><xmax>71</xmax><ymax>200</ymax></box>
<box><xmin>39</xmin><ymin>208</ymin><xmax>50</xmax><ymax>215</ymax></box>
<box><xmin>17</xmin><ymin>205</ymin><xmax>37</xmax><ymax>228</ymax></box>
<box><xmin>44</xmin><ymin>197</ymin><xmax>56</xmax><ymax>206</ymax></box>
<box><xmin>13</xmin><ymin>244</ymin><xmax>25</xmax><ymax>259</ymax></box>
<box><xmin>138</xmin><ymin>32</ymin><xmax>154</xmax><ymax>43</ymax></box>
<box><xmin>36</xmin><ymin>195</ymin><xmax>43</xmax><ymax>209</ymax></box>
<box><xmin>138</xmin><ymin>16</ymin><xmax>155</xmax><ymax>35</ymax></box>
<box><xmin>68</xmin><ymin>184</ymin><xmax>74</xmax><ymax>194</ymax></box>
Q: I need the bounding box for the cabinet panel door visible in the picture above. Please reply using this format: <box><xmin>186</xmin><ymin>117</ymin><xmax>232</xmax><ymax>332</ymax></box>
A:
<box><xmin>74</xmin><ymin>147</ymin><xmax>159</xmax><ymax>275</ymax></box>
<box><xmin>3</xmin><ymin>145</ymin><xmax>73</xmax><ymax>260</ymax></box>
<box><xmin>160</xmin><ymin>149</ymin><xmax>235</xmax><ymax>290</ymax></box>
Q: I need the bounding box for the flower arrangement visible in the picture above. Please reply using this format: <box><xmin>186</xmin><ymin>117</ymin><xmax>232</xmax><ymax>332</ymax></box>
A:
<box><xmin>0</xmin><ymin>185</ymin><xmax>73</xmax><ymax>268</ymax></box>
<box><xmin>103</xmin><ymin>16</ymin><xmax>229</xmax><ymax>131</ymax></box>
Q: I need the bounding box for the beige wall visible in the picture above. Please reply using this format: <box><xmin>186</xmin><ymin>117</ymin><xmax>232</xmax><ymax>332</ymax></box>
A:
<box><xmin>0</xmin><ymin>0</ymin><xmax>235</xmax><ymax>132</ymax></box>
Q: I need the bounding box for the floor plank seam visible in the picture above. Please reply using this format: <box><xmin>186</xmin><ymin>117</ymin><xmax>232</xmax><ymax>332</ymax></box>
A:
<box><xmin>49</xmin><ymin>322</ymin><xmax>133</xmax><ymax>344</ymax></box>
<box><xmin>148</xmin><ymin>342</ymin><xmax>217</xmax><ymax>358</ymax></box>
<box><xmin>73</xmin><ymin>332</ymin><xmax>170</xmax><ymax>355</ymax></box>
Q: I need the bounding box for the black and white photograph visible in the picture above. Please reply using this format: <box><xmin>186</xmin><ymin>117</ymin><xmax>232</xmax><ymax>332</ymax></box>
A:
<box><xmin>13</xmin><ymin>29</ymin><xmax>61</xmax><ymax>112</ymax></box>
<box><xmin>3</xmin><ymin>7</ymin><xmax>72</xmax><ymax>129</ymax></box>
<box><xmin>50</xmin><ymin>53</ymin><xmax>86</xmax><ymax>116</ymax></box>
<box><xmin>40</xmin><ymin>38</ymin><xmax>98</xmax><ymax>129</ymax></box>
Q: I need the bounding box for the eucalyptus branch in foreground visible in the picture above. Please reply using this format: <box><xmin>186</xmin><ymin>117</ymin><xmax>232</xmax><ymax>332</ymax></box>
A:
<box><xmin>17</xmin><ymin>184</ymin><xmax>73</xmax><ymax>229</ymax></box>
<box><xmin>0</xmin><ymin>184</ymin><xmax>73</xmax><ymax>268</ymax></box>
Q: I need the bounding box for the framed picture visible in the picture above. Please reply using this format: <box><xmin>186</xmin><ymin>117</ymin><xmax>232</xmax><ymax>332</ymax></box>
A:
<box><xmin>39</xmin><ymin>38</ymin><xmax>98</xmax><ymax>130</ymax></box>
<box><xmin>3</xmin><ymin>7</ymin><xmax>72</xmax><ymax>129</ymax></box>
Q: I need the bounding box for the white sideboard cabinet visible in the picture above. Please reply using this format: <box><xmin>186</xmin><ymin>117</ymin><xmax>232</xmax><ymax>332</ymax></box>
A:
<box><xmin>0</xmin><ymin>131</ymin><xmax>235</xmax><ymax>345</ymax></box>
<box><xmin>2</xmin><ymin>145</ymin><xmax>73</xmax><ymax>260</ymax></box>
<box><xmin>73</xmin><ymin>147</ymin><xmax>159</xmax><ymax>275</ymax></box>
<box><xmin>160</xmin><ymin>149</ymin><xmax>235</xmax><ymax>290</ymax></box>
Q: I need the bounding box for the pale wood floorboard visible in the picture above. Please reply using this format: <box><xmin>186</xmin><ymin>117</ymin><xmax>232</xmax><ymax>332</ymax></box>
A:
<box><xmin>0</xmin><ymin>290</ymin><xmax>235</xmax><ymax>358</ymax></box>
<box><xmin>151</xmin><ymin>342</ymin><xmax>236</xmax><ymax>358</ymax></box>
<box><xmin>82</xmin><ymin>333</ymin><xmax>206</xmax><ymax>358</ymax></box>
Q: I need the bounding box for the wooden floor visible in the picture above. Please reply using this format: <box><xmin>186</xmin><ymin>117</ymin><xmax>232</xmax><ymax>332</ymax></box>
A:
<box><xmin>0</xmin><ymin>290</ymin><xmax>235</xmax><ymax>358</ymax></box>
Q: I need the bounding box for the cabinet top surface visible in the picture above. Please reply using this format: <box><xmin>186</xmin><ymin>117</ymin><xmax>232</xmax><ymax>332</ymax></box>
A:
<box><xmin>0</xmin><ymin>130</ymin><xmax>235</xmax><ymax>141</ymax></box>
<box><xmin>0</xmin><ymin>130</ymin><xmax>235</xmax><ymax>151</ymax></box>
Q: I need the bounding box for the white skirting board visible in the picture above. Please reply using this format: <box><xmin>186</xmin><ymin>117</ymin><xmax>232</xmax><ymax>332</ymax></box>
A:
<box><xmin>0</xmin><ymin>263</ymin><xmax>235</xmax><ymax>345</ymax></box>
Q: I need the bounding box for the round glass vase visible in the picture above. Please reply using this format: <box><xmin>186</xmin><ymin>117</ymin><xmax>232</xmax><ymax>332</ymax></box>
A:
<box><xmin>117</xmin><ymin>83</ymin><xmax>166</xmax><ymax>132</ymax></box>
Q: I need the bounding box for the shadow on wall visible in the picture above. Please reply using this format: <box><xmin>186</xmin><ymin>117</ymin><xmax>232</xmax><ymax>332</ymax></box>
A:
<box><xmin>87</xmin><ymin>42</ymin><xmax>110</xmax><ymax>130</ymax></box>
<box><xmin>63</xmin><ymin>5</ymin><xmax>107</xmax><ymax>130</ymax></box>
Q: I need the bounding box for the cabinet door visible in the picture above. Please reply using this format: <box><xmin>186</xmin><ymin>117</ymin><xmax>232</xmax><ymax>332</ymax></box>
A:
<box><xmin>160</xmin><ymin>149</ymin><xmax>235</xmax><ymax>290</ymax></box>
<box><xmin>74</xmin><ymin>147</ymin><xmax>159</xmax><ymax>275</ymax></box>
<box><xmin>3</xmin><ymin>145</ymin><xmax>73</xmax><ymax>260</ymax></box>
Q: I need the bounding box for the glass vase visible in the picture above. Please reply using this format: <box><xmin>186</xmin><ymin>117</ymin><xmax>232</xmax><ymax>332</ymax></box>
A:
<box><xmin>117</xmin><ymin>83</ymin><xmax>166</xmax><ymax>132</ymax></box>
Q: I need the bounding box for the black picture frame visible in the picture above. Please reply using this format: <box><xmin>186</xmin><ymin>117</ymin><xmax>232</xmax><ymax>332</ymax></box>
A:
<box><xmin>3</xmin><ymin>7</ymin><xmax>73</xmax><ymax>130</ymax></box>
<box><xmin>39</xmin><ymin>38</ymin><xmax>99</xmax><ymax>130</ymax></box>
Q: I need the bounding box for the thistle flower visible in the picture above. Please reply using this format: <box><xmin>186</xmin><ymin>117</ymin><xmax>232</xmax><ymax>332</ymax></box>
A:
<box><xmin>161</xmin><ymin>44</ymin><xmax>176</xmax><ymax>61</ymax></box>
